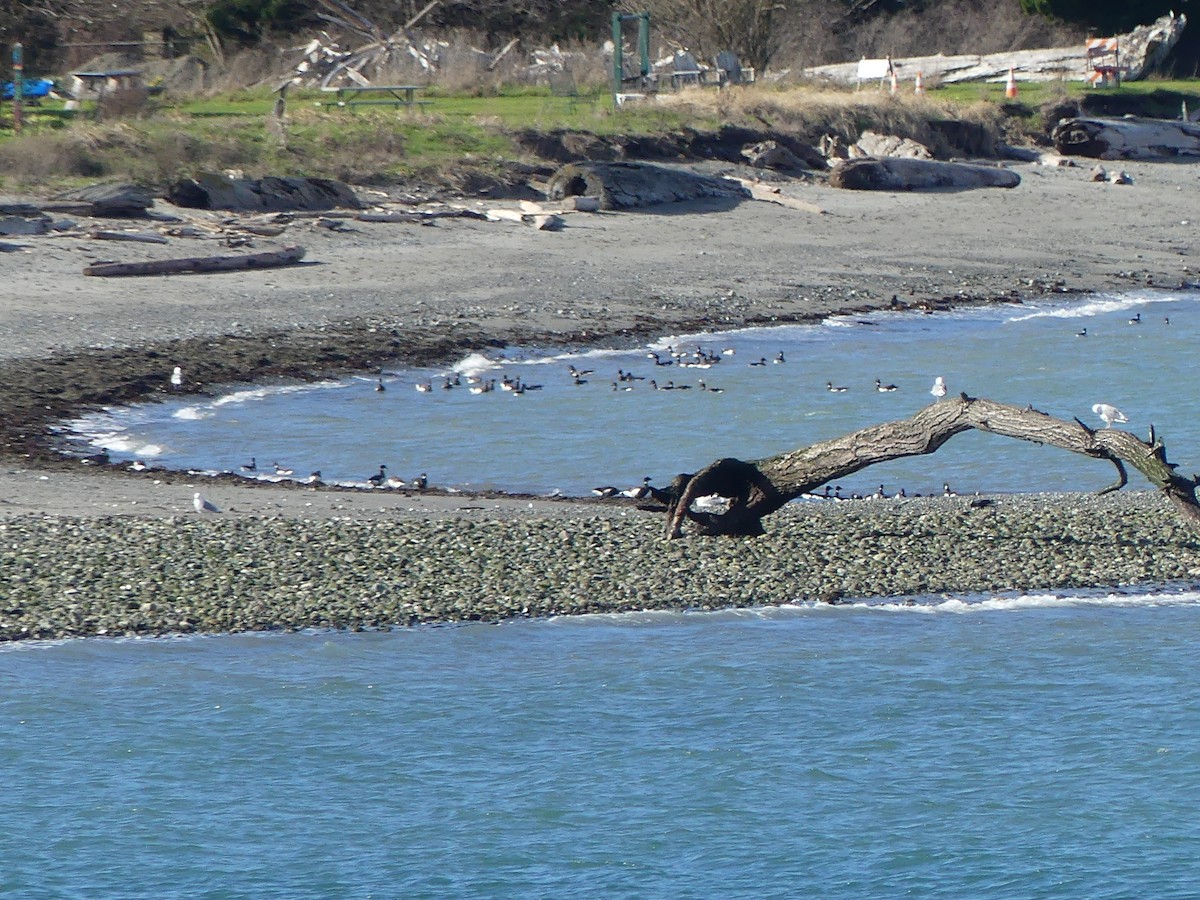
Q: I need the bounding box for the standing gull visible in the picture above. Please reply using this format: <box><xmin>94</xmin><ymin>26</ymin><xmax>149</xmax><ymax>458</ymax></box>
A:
<box><xmin>930</xmin><ymin>376</ymin><xmax>947</xmax><ymax>398</ymax></box>
<box><xmin>1092</xmin><ymin>403</ymin><xmax>1128</xmax><ymax>428</ymax></box>
<box><xmin>193</xmin><ymin>492</ymin><xmax>220</xmax><ymax>513</ymax></box>
<box><xmin>170</xmin><ymin>366</ymin><xmax>183</xmax><ymax>390</ymax></box>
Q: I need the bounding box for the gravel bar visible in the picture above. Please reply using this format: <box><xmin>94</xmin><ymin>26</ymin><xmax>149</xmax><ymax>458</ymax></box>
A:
<box><xmin>3</xmin><ymin>492</ymin><xmax>1197</xmax><ymax>641</ymax></box>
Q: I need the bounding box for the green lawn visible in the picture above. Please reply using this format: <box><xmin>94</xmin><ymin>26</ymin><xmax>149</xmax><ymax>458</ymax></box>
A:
<box><xmin>1</xmin><ymin>78</ymin><xmax>1197</xmax><ymax>188</ymax></box>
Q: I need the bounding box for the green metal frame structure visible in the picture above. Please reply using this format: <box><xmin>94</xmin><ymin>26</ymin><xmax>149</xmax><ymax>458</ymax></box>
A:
<box><xmin>611</xmin><ymin>12</ymin><xmax>651</xmax><ymax>101</ymax></box>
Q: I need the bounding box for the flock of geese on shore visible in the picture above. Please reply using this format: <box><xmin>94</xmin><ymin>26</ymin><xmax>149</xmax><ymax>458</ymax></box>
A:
<box><xmin>228</xmin><ymin>456</ymin><xmax>429</xmax><ymax>492</ymax></box>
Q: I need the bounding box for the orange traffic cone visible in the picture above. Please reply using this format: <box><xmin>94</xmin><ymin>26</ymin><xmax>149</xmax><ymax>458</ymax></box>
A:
<box><xmin>1005</xmin><ymin>68</ymin><xmax>1018</xmax><ymax>99</ymax></box>
<box><xmin>914</xmin><ymin>71</ymin><xmax>925</xmax><ymax>95</ymax></box>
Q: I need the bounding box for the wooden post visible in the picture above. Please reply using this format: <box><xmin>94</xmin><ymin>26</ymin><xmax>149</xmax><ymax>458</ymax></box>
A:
<box><xmin>12</xmin><ymin>42</ymin><xmax>23</xmax><ymax>133</ymax></box>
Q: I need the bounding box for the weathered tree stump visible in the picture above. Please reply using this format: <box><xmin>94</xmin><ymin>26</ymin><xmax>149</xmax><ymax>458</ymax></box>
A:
<box><xmin>664</xmin><ymin>394</ymin><xmax>1200</xmax><ymax>539</ymax></box>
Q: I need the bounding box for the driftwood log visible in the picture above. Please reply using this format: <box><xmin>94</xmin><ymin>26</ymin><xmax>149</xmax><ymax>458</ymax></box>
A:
<box><xmin>829</xmin><ymin>158</ymin><xmax>1020</xmax><ymax>191</ymax></box>
<box><xmin>88</xmin><ymin>229</ymin><xmax>170</xmax><ymax>244</ymax></box>
<box><xmin>545</xmin><ymin>161</ymin><xmax>750</xmax><ymax>210</ymax></box>
<box><xmin>54</xmin><ymin>182</ymin><xmax>154</xmax><ymax>217</ymax></box>
<box><xmin>166</xmin><ymin>174</ymin><xmax>361</xmax><ymax>212</ymax></box>
<box><xmin>83</xmin><ymin>245</ymin><xmax>306</xmax><ymax>277</ymax></box>
<box><xmin>804</xmin><ymin>12</ymin><xmax>1185</xmax><ymax>86</ymax></box>
<box><xmin>1052</xmin><ymin>116</ymin><xmax>1200</xmax><ymax>160</ymax></box>
<box><xmin>664</xmin><ymin>394</ymin><xmax>1200</xmax><ymax>539</ymax></box>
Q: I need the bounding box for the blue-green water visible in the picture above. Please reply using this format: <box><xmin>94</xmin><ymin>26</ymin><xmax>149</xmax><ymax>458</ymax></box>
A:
<box><xmin>72</xmin><ymin>289</ymin><xmax>1199</xmax><ymax>499</ymax></box>
<box><xmin>4</xmin><ymin>594</ymin><xmax>1200</xmax><ymax>898</ymax></box>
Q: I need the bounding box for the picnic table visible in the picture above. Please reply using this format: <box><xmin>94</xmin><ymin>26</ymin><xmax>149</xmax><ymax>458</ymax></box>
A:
<box><xmin>321</xmin><ymin>85</ymin><xmax>430</xmax><ymax>109</ymax></box>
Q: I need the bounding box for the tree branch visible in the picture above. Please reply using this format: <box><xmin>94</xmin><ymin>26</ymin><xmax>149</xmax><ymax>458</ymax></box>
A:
<box><xmin>664</xmin><ymin>394</ymin><xmax>1200</xmax><ymax>538</ymax></box>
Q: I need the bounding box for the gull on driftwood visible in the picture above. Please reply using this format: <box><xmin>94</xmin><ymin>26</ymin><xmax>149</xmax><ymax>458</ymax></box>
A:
<box><xmin>930</xmin><ymin>376</ymin><xmax>947</xmax><ymax>398</ymax></box>
<box><xmin>1092</xmin><ymin>403</ymin><xmax>1129</xmax><ymax>428</ymax></box>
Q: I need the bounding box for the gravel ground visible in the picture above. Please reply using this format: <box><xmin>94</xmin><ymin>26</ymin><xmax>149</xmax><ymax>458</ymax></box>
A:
<box><xmin>3</xmin><ymin>492</ymin><xmax>1197</xmax><ymax>640</ymax></box>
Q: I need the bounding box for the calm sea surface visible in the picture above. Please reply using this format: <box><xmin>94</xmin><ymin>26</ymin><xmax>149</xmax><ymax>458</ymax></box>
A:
<box><xmin>70</xmin><ymin>289</ymin><xmax>1200</xmax><ymax>499</ymax></box>
<box><xmin>4</xmin><ymin>596</ymin><xmax>1200</xmax><ymax>898</ymax></box>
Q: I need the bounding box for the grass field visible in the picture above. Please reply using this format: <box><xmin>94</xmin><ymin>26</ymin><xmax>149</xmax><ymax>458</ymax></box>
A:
<box><xmin>2</xmin><ymin>77</ymin><xmax>1198</xmax><ymax>190</ymax></box>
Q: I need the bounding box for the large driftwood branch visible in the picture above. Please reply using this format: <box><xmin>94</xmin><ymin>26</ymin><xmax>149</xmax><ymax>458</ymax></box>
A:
<box><xmin>665</xmin><ymin>394</ymin><xmax>1200</xmax><ymax>539</ymax></box>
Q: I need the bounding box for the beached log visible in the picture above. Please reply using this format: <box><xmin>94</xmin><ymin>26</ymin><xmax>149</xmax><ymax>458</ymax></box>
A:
<box><xmin>545</xmin><ymin>161</ymin><xmax>750</xmax><ymax>210</ymax></box>
<box><xmin>167</xmin><ymin>174</ymin><xmax>362</xmax><ymax>212</ymax></box>
<box><xmin>803</xmin><ymin>12</ymin><xmax>1185</xmax><ymax>86</ymax></box>
<box><xmin>663</xmin><ymin>394</ymin><xmax>1200</xmax><ymax>539</ymax></box>
<box><xmin>829</xmin><ymin>158</ymin><xmax>1020</xmax><ymax>191</ymax></box>
<box><xmin>1052</xmin><ymin>116</ymin><xmax>1200</xmax><ymax>160</ymax></box>
<box><xmin>88</xmin><ymin>230</ymin><xmax>170</xmax><ymax>244</ymax></box>
<box><xmin>83</xmin><ymin>245</ymin><xmax>306</xmax><ymax>277</ymax></box>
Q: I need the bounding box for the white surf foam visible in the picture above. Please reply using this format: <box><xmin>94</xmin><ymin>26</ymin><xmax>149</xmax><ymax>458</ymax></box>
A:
<box><xmin>173</xmin><ymin>406</ymin><xmax>212</xmax><ymax>421</ymax></box>
<box><xmin>832</xmin><ymin>589</ymin><xmax>1200</xmax><ymax>614</ymax></box>
<box><xmin>1006</xmin><ymin>290</ymin><xmax>1180</xmax><ymax>323</ymax></box>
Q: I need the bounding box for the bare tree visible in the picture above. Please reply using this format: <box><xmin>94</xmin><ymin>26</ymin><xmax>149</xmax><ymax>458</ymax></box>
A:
<box><xmin>661</xmin><ymin>394</ymin><xmax>1200</xmax><ymax>539</ymax></box>
<box><xmin>619</xmin><ymin>0</ymin><xmax>789</xmax><ymax>75</ymax></box>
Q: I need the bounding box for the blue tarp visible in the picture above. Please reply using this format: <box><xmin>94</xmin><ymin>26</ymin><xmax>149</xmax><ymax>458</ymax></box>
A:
<box><xmin>1</xmin><ymin>78</ymin><xmax>55</xmax><ymax>100</ymax></box>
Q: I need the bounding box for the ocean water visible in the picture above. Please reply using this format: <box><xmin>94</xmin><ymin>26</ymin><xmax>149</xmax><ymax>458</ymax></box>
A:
<box><xmin>4</xmin><ymin>594</ymin><xmax>1200</xmax><ymax>898</ymax></box>
<box><xmin>68</xmin><ymin>289</ymin><xmax>1200</xmax><ymax>499</ymax></box>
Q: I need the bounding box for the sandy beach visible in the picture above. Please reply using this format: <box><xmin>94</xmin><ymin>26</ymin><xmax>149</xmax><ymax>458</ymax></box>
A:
<box><xmin>2</xmin><ymin>155</ymin><xmax>1199</xmax><ymax>636</ymax></box>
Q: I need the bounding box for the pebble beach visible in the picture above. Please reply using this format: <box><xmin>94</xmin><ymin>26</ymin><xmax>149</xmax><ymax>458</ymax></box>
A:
<box><xmin>2</xmin><ymin>155</ymin><xmax>1200</xmax><ymax>640</ymax></box>
<box><xmin>3</xmin><ymin>492</ymin><xmax>1198</xmax><ymax>641</ymax></box>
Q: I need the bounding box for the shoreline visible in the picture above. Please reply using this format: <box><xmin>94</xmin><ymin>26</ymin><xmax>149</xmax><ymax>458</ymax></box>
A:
<box><xmin>3</xmin><ymin>158</ymin><xmax>1200</xmax><ymax>637</ymax></box>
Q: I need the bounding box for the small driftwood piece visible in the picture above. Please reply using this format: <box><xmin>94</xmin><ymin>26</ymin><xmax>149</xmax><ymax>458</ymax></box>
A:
<box><xmin>352</xmin><ymin>208</ymin><xmax>488</xmax><ymax>224</ymax></box>
<box><xmin>735</xmin><ymin>180</ymin><xmax>825</xmax><ymax>214</ymax></box>
<box><xmin>664</xmin><ymin>394</ymin><xmax>1200</xmax><ymax>539</ymax></box>
<box><xmin>88</xmin><ymin>230</ymin><xmax>170</xmax><ymax>244</ymax></box>
<box><xmin>356</xmin><ymin>211</ymin><xmax>426</xmax><ymax>223</ymax></box>
<box><xmin>238</xmin><ymin>224</ymin><xmax>288</xmax><ymax>236</ymax></box>
<box><xmin>83</xmin><ymin>245</ymin><xmax>306</xmax><ymax>277</ymax></box>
